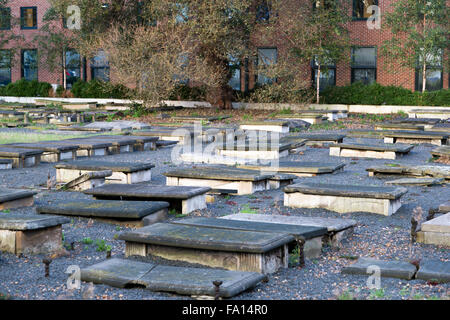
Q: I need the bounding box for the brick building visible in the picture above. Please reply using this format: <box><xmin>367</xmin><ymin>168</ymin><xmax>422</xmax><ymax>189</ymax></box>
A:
<box><xmin>0</xmin><ymin>0</ymin><xmax>448</xmax><ymax>93</ymax></box>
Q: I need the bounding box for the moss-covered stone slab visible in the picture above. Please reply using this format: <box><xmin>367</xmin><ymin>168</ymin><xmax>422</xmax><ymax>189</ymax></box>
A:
<box><xmin>390</xmin><ymin>118</ymin><xmax>440</xmax><ymax>125</ymax></box>
<box><xmin>383</xmin><ymin>131</ymin><xmax>448</xmax><ymax>146</ymax></box>
<box><xmin>0</xmin><ymin>188</ymin><xmax>37</xmax><ymax>210</ymax></box>
<box><xmin>329</xmin><ymin>143</ymin><xmax>413</xmax><ymax>160</ymax></box>
<box><xmin>7</xmin><ymin>143</ymin><xmax>77</xmax><ymax>162</ymax></box>
<box><xmin>0</xmin><ymin>147</ymin><xmax>42</xmax><ymax>168</ymax></box>
<box><xmin>385</xmin><ymin>178</ymin><xmax>444</xmax><ymax>186</ymax></box>
<box><xmin>81</xmin><ymin>258</ymin><xmax>266</xmax><ymax>297</ymax></box>
<box><xmin>55</xmin><ymin>160</ymin><xmax>155</xmax><ymax>184</ymax></box>
<box><xmin>342</xmin><ymin>257</ymin><xmax>417</xmax><ymax>280</ymax></box>
<box><xmin>284</xmin><ymin>183</ymin><xmax>407</xmax><ymax>216</ymax></box>
<box><xmin>238</xmin><ymin>161</ymin><xmax>345</xmax><ymax>177</ymax></box>
<box><xmin>416</xmin><ymin>260</ymin><xmax>450</xmax><ymax>283</ymax></box>
<box><xmin>119</xmin><ymin>223</ymin><xmax>293</xmax><ymax>273</ymax></box>
<box><xmin>84</xmin><ymin>184</ymin><xmax>210</xmax><ymax>214</ymax></box>
<box><xmin>0</xmin><ymin>214</ymin><xmax>69</xmax><ymax>255</ymax></box>
<box><xmin>36</xmin><ymin>199</ymin><xmax>169</xmax><ymax>220</ymax></box>
<box><xmin>431</xmin><ymin>146</ymin><xmax>450</xmax><ymax>158</ymax></box>
<box><xmin>367</xmin><ymin>165</ymin><xmax>450</xmax><ymax>180</ymax></box>
<box><xmin>375</xmin><ymin>123</ymin><xmax>425</xmax><ymax>131</ymax></box>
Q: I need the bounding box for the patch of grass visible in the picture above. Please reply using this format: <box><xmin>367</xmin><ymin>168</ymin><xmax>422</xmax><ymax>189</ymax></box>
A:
<box><xmin>337</xmin><ymin>290</ymin><xmax>354</xmax><ymax>300</ymax></box>
<box><xmin>0</xmin><ymin>209</ymin><xmax>10</xmax><ymax>213</ymax></box>
<box><xmin>0</xmin><ymin>132</ymin><xmax>100</xmax><ymax>144</ymax></box>
<box><xmin>368</xmin><ymin>288</ymin><xmax>386</xmax><ymax>300</ymax></box>
<box><xmin>240</xmin><ymin>204</ymin><xmax>258</xmax><ymax>214</ymax></box>
<box><xmin>242</xmin><ymin>114</ymin><xmax>253</xmax><ymax>121</ymax></box>
<box><xmin>95</xmin><ymin>239</ymin><xmax>111</xmax><ymax>252</ymax></box>
<box><xmin>385</xmin><ymin>163</ymin><xmax>401</xmax><ymax>167</ymax></box>
<box><xmin>82</xmin><ymin>237</ymin><xmax>94</xmax><ymax>245</ymax></box>
<box><xmin>278</xmin><ymin>108</ymin><xmax>292</xmax><ymax>115</ymax></box>
<box><xmin>288</xmin><ymin>246</ymin><xmax>301</xmax><ymax>266</ymax></box>
<box><xmin>399</xmin><ymin>286</ymin><xmax>410</xmax><ymax>297</ymax></box>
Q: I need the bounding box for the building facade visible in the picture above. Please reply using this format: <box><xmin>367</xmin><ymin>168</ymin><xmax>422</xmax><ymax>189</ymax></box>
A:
<box><xmin>0</xmin><ymin>0</ymin><xmax>448</xmax><ymax>93</ymax></box>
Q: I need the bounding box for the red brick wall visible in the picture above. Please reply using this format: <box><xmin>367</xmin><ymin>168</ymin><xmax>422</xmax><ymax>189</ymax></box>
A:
<box><xmin>3</xmin><ymin>0</ymin><xmax>448</xmax><ymax>93</ymax></box>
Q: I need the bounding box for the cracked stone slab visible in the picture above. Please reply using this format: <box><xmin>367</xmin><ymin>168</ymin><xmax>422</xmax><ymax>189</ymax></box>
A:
<box><xmin>421</xmin><ymin>213</ymin><xmax>450</xmax><ymax>233</ymax></box>
<box><xmin>172</xmin><ymin>217</ymin><xmax>327</xmax><ymax>240</ymax></box>
<box><xmin>342</xmin><ymin>257</ymin><xmax>417</xmax><ymax>280</ymax></box>
<box><xmin>0</xmin><ymin>188</ymin><xmax>37</xmax><ymax>203</ymax></box>
<box><xmin>385</xmin><ymin>178</ymin><xmax>444</xmax><ymax>186</ymax></box>
<box><xmin>416</xmin><ymin>260</ymin><xmax>450</xmax><ymax>283</ymax></box>
<box><xmin>0</xmin><ymin>214</ymin><xmax>70</xmax><ymax>231</ymax></box>
<box><xmin>220</xmin><ymin>213</ymin><xmax>356</xmax><ymax>233</ymax></box>
<box><xmin>80</xmin><ymin>258</ymin><xmax>266</xmax><ymax>297</ymax></box>
<box><xmin>36</xmin><ymin>200</ymin><xmax>169</xmax><ymax>219</ymax></box>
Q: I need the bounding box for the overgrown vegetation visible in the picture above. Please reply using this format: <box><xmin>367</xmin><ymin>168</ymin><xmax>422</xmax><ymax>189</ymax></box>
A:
<box><xmin>71</xmin><ymin>80</ymin><xmax>130</xmax><ymax>99</ymax></box>
<box><xmin>320</xmin><ymin>82</ymin><xmax>450</xmax><ymax>106</ymax></box>
<box><xmin>0</xmin><ymin>79</ymin><xmax>52</xmax><ymax>97</ymax></box>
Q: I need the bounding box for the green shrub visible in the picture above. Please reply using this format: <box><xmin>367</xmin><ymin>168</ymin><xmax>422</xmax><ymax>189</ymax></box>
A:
<box><xmin>0</xmin><ymin>79</ymin><xmax>52</xmax><ymax>97</ymax></box>
<box><xmin>320</xmin><ymin>82</ymin><xmax>449</xmax><ymax>106</ymax></box>
<box><xmin>167</xmin><ymin>84</ymin><xmax>206</xmax><ymax>101</ymax></box>
<box><xmin>71</xmin><ymin>79</ymin><xmax>130</xmax><ymax>99</ymax></box>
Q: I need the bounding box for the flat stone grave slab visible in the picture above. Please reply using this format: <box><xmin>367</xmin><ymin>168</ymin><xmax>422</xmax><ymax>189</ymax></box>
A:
<box><xmin>82</xmin><ymin>136</ymin><xmax>139</xmax><ymax>154</ymax></box>
<box><xmin>172</xmin><ymin>217</ymin><xmax>327</xmax><ymax>258</ymax></box>
<box><xmin>410</xmin><ymin>109</ymin><xmax>450</xmax><ymax>120</ymax></box>
<box><xmin>122</xmin><ymin>135</ymin><xmax>158</xmax><ymax>151</ymax></box>
<box><xmin>347</xmin><ymin>129</ymin><xmax>394</xmax><ymax>139</ymax></box>
<box><xmin>0</xmin><ymin>147</ymin><xmax>43</xmax><ymax>168</ymax></box>
<box><xmin>431</xmin><ymin>146</ymin><xmax>450</xmax><ymax>159</ymax></box>
<box><xmin>391</xmin><ymin>118</ymin><xmax>441</xmax><ymax>125</ymax></box>
<box><xmin>416</xmin><ymin>260</ymin><xmax>450</xmax><ymax>283</ymax></box>
<box><xmin>48</xmin><ymin>139</ymin><xmax>112</xmax><ymax>157</ymax></box>
<box><xmin>84</xmin><ymin>184</ymin><xmax>210</xmax><ymax>214</ymax></box>
<box><xmin>268</xmin><ymin>173</ymin><xmax>297</xmax><ymax>189</ymax></box>
<box><xmin>0</xmin><ymin>159</ymin><xmax>13</xmax><ymax>170</ymax></box>
<box><xmin>383</xmin><ymin>131</ymin><xmax>449</xmax><ymax>146</ymax></box>
<box><xmin>84</xmin><ymin>120</ymin><xmax>151</xmax><ymax>131</ymax></box>
<box><xmin>173</xmin><ymin>115</ymin><xmax>231</xmax><ymax>123</ymax></box>
<box><xmin>36</xmin><ymin>200</ymin><xmax>169</xmax><ymax>227</ymax></box>
<box><xmin>278</xmin><ymin>110</ymin><xmax>341</xmax><ymax>121</ymax></box>
<box><xmin>164</xmin><ymin>166</ymin><xmax>274</xmax><ymax>195</ymax></box>
<box><xmin>284</xmin><ymin>182</ymin><xmax>407</xmax><ymax>216</ymax></box>
<box><xmin>238</xmin><ymin>161</ymin><xmax>345</xmax><ymax>177</ymax></box>
<box><xmin>180</xmin><ymin>152</ymin><xmax>253</xmax><ymax>165</ymax></box>
<box><xmin>284</xmin><ymin>133</ymin><xmax>345</xmax><ymax>146</ymax></box>
<box><xmin>366</xmin><ymin>165</ymin><xmax>450</xmax><ymax>181</ymax></box>
<box><xmin>80</xmin><ymin>258</ymin><xmax>266</xmax><ymax>297</ymax></box>
<box><xmin>156</xmin><ymin>140</ymin><xmax>178</xmax><ymax>148</ymax></box>
<box><xmin>119</xmin><ymin>222</ymin><xmax>293</xmax><ymax>274</ymax></box>
<box><xmin>329</xmin><ymin>143</ymin><xmax>413</xmax><ymax>160</ymax></box>
<box><xmin>375</xmin><ymin>123</ymin><xmax>425</xmax><ymax>131</ymax></box>
<box><xmin>6</xmin><ymin>142</ymin><xmax>77</xmax><ymax>162</ymax></box>
<box><xmin>341</xmin><ymin>257</ymin><xmax>417</xmax><ymax>280</ymax></box>
<box><xmin>220</xmin><ymin>213</ymin><xmax>356</xmax><ymax>247</ymax></box>
<box><xmin>417</xmin><ymin>213</ymin><xmax>450</xmax><ymax>246</ymax></box>
<box><xmin>426</xmin><ymin>123</ymin><xmax>450</xmax><ymax>133</ymax></box>
<box><xmin>55</xmin><ymin>160</ymin><xmax>155</xmax><ymax>184</ymax></box>
<box><xmin>0</xmin><ymin>214</ymin><xmax>69</xmax><ymax>255</ymax></box>
<box><xmin>239</xmin><ymin>120</ymin><xmax>290</xmax><ymax>133</ymax></box>
<box><xmin>277</xmin><ymin>114</ymin><xmax>324</xmax><ymax>124</ymax></box>
<box><xmin>0</xmin><ymin>188</ymin><xmax>37</xmax><ymax>210</ymax></box>
<box><xmin>385</xmin><ymin>178</ymin><xmax>444</xmax><ymax>186</ymax></box>
<box><xmin>216</xmin><ymin>141</ymin><xmax>292</xmax><ymax>160</ymax></box>
<box><xmin>439</xmin><ymin>201</ymin><xmax>450</xmax><ymax>213</ymax></box>
<box><xmin>132</xmin><ymin>130</ymin><xmax>194</xmax><ymax>144</ymax></box>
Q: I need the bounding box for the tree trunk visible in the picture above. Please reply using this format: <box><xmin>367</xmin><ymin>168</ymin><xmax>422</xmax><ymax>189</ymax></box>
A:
<box><xmin>316</xmin><ymin>64</ymin><xmax>321</xmax><ymax>104</ymax></box>
<box><xmin>62</xmin><ymin>51</ymin><xmax>67</xmax><ymax>90</ymax></box>
<box><xmin>422</xmin><ymin>62</ymin><xmax>427</xmax><ymax>93</ymax></box>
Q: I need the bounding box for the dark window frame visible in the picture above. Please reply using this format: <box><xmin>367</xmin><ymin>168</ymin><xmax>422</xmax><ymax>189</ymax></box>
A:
<box><xmin>256</xmin><ymin>1</ymin><xmax>272</xmax><ymax>23</ymax></box>
<box><xmin>352</xmin><ymin>0</ymin><xmax>378</xmax><ymax>21</ymax></box>
<box><xmin>351</xmin><ymin>46</ymin><xmax>377</xmax><ymax>84</ymax></box>
<box><xmin>0</xmin><ymin>49</ymin><xmax>12</xmax><ymax>86</ymax></box>
<box><xmin>21</xmin><ymin>49</ymin><xmax>38</xmax><ymax>81</ymax></box>
<box><xmin>90</xmin><ymin>51</ymin><xmax>110</xmax><ymax>82</ymax></box>
<box><xmin>311</xmin><ymin>58</ymin><xmax>336</xmax><ymax>92</ymax></box>
<box><xmin>20</xmin><ymin>6</ymin><xmax>38</xmax><ymax>30</ymax></box>
<box><xmin>0</xmin><ymin>7</ymin><xmax>11</xmax><ymax>30</ymax></box>
<box><xmin>256</xmin><ymin>47</ymin><xmax>278</xmax><ymax>86</ymax></box>
<box><xmin>414</xmin><ymin>52</ymin><xmax>443</xmax><ymax>92</ymax></box>
<box><xmin>64</xmin><ymin>49</ymin><xmax>81</xmax><ymax>88</ymax></box>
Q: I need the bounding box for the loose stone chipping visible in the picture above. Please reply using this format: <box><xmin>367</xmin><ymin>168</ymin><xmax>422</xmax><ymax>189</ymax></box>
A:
<box><xmin>80</xmin><ymin>258</ymin><xmax>266</xmax><ymax>297</ymax></box>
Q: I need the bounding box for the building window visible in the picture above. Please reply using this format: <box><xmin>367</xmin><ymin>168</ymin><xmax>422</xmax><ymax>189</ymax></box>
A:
<box><xmin>256</xmin><ymin>1</ymin><xmax>271</xmax><ymax>22</ymax></box>
<box><xmin>21</xmin><ymin>49</ymin><xmax>38</xmax><ymax>81</ymax></box>
<box><xmin>0</xmin><ymin>8</ymin><xmax>11</xmax><ymax>30</ymax></box>
<box><xmin>20</xmin><ymin>7</ymin><xmax>37</xmax><ymax>29</ymax></box>
<box><xmin>351</xmin><ymin>47</ymin><xmax>376</xmax><ymax>84</ymax></box>
<box><xmin>65</xmin><ymin>50</ymin><xmax>81</xmax><ymax>88</ymax></box>
<box><xmin>312</xmin><ymin>58</ymin><xmax>336</xmax><ymax>92</ymax></box>
<box><xmin>415</xmin><ymin>53</ymin><xmax>443</xmax><ymax>92</ymax></box>
<box><xmin>353</xmin><ymin>0</ymin><xmax>377</xmax><ymax>20</ymax></box>
<box><xmin>91</xmin><ymin>50</ymin><xmax>110</xmax><ymax>82</ymax></box>
<box><xmin>0</xmin><ymin>50</ymin><xmax>11</xmax><ymax>86</ymax></box>
<box><xmin>257</xmin><ymin>48</ymin><xmax>277</xmax><ymax>85</ymax></box>
<box><xmin>228</xmin><ymin>56</ymin><xmax>241</xmax><ymax>91</ymax></box>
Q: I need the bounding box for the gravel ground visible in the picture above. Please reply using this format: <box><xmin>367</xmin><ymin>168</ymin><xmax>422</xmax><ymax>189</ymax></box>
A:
<box><xmin>0</xmin><ymin>126</ymin><xmax>449</xmax><ymax>301</ymax></box>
